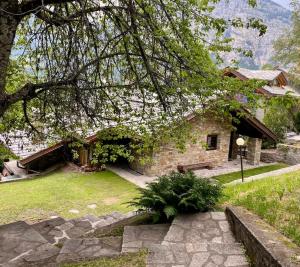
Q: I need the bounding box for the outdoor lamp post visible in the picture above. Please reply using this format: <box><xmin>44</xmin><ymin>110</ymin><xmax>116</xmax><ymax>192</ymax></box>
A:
<box><xmin>236</xmin><ymin>137</ymin><xmax>245</xmax><ymax>182</ymax></box>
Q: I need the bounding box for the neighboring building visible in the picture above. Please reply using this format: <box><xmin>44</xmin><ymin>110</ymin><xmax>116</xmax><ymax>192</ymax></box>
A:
<box><xmin>224</xmin><ymin>68</ymin><xmax>299</xmax><ymax>121</ymax></box>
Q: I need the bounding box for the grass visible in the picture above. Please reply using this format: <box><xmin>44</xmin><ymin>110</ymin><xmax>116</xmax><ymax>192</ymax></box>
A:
<box><xmin>0</xmin><ymin>170</ymin><xmax>139</xmax><ymax>224</ymax></box>
<box><xmin>60</xmin><ymin>250</ymin><xmax>147</xmax><ymax>267</ymax></box>
<box><xmin>213</xmin><ymin>163</ymin><xmax>288</xmax><ymax>184</ymax></box>
<box><xmin>221</xmin><ymin>170</ymin><xmax>300</xmax><ymax>246</ymax></box>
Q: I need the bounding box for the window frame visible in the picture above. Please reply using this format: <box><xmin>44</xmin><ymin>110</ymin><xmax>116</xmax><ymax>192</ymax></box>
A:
<box><xmin>206</xmin><ymin>134</ymin><xmax>219</xmax><ymax>151</ymax></box>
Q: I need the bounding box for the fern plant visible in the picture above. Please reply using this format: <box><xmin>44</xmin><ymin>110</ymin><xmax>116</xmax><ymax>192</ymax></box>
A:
<box><xmin>129</xmin><ymin>171</ymin><xmax>222</xmax><ymax>222</ymax></box>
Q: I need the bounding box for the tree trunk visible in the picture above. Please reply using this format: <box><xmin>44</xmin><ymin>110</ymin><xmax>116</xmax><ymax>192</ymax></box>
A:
<box><xmin>0</xmin><ymin>0</ymin><xmax>20</xmax><ymax>116</ymax></box>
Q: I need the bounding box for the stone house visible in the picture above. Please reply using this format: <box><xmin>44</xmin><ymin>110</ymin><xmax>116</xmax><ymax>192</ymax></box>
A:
<box><xmin>130</xmin><ymin>110</ymin><xmax>277</xmax><ymax>176</ymax></box>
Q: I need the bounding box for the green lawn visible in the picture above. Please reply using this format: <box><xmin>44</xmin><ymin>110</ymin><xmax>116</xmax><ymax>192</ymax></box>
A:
<box><xmin>213</xmin><ymin>163</ymin><xmax>289</xmax><ymax>184</ymax></box>
<box><xmin>0</xmin><ymin>170</ymin><xmax>139</xmax><ymax>224</ymax></box>
<box><xmin>221</xmin><ymin>170</ymin><xmax>300</xmax><ymax>246</ymax></box>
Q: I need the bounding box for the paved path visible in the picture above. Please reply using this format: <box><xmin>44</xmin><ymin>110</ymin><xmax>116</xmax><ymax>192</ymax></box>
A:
<box><xmin>108</xmin><ymin>161</ymin><xmax>277</xmax><ymax>188</ymax></box>
<box><xmin>122</xmin><ymin>212</ymin><xmax>249</xmax><ymax>267</ymax></box>
<box><xmin>0</xmin><ymin>211</ymin><xmax>136</xmax><ymax>266</ymax></box>
<box><xmin>225</xmin><ymin>163</ymin><xmax>300</xmax><ymax>186</ymax></box>
<box><xmin>107</xmin><ymin>165</ymin><xmax>156</xmax><ymax>188</ymax></box>
<box><xmin>148</xmin><ymin>212</ymin><xmax>248</xmax><ymax>267</ymax></box>
<box><xmin>194</xmin><ymin>160</ymin><xmax>275</xmax><ymax>178</ymax></box>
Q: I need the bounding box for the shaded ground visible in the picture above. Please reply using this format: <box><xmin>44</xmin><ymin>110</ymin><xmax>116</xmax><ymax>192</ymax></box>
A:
<box><xmin>60</xmin><ymin>250</ymin><xmax>147</xmax><ymax>267</ymax></box>
<box><xmin>213</xmin><ymin>163</ymin><xmax>288</xmax><ymax>184</ymax></box>
<box><xmin>221</xmin><ymin>170</ymin><xmax>300</xmax><ymax>246</ymax></box>
<box><xmin>0</xmin><ymin>170</ymin><xmax>139</xmax><ymax>224</ymax></box>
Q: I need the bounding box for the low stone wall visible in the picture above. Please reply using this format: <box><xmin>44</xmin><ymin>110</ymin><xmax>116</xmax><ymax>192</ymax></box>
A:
<box><xmin>226</xmin><ymin>206</ymin><xmax>300</xmax><ymax>267</ymax></box>
<box><xmin>260</xmin><ymin>149</ymin><xmax>280</xmax><ymax>163</ymax></box>
<box><xmin>277</xmin><ymin>144</ymin><xmax>300</xmax><ymax>165</ymax></box>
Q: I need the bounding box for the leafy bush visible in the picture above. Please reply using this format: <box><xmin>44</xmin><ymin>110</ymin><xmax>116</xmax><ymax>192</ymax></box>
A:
<box><xmin>0</xmin><ymin>144</ymin><xmax>16</xmax><ymax>172</ymax></box>
<box><xmin>294</xmin><ymin>111</ymin><xmax>300</xmax><ymax>133</ymax></box>
<box><xmin>129</xmin><ymin>172</ymin><xmax>222</xmax><ymax>221</ymax></box>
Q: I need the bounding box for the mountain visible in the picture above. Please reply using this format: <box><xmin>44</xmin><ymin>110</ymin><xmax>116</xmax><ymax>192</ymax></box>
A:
<box><xmin>212</xmin><ymin>0</ymin><xmax>292</xmax><ymax>69</ymax></box>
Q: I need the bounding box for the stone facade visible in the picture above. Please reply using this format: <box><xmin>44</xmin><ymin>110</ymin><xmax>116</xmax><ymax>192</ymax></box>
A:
<box><xmin>247</xmin><ymin>138</ymin><xmax>262</xmax><ymax>165</ymax></box>
<box><xmin>130</xmin><ymin>116</ymin><xmax>232</xmax><ymax>176</ymax></box>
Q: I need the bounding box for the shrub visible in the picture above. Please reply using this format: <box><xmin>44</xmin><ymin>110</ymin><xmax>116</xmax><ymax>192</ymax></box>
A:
<box><xmin>129</xmin><ymin>171</ymin><xmax>222</xmax><ymax>222</ymax></box>
<box><xmin>294</xmin><ymin>111</ymin><xmax>300</xmax><ymax>133</ymax></box>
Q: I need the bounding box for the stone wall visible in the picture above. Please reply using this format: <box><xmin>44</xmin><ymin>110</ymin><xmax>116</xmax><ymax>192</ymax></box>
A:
<box><xmin>277</xmin><ymin>144</ymin><xmax>300</xmax><ymax>165</ymax></box>
<box><xmin>226</xmin><ymin>206</ymin><xmax>300</xmax><ymax>267</ymax></box>
<box><xmin>260</xmin><ymin>149</ymin><xmax>280</xmax><ymax>163</ymax></box>
<box><xmin>130</xmin><ymin>116</ymin><xmax>232</xmax><ymax>176</ymax></box>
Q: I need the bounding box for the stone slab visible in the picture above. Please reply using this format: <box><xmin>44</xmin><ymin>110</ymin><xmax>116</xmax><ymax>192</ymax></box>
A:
<box><xmin>32</xmin><ymin>217</ymin><xmax>66</xmax><ymax>244</ymax></box>
<box><xmin>147</xmin><ymin>212</ymin><xmax>249</xmax><ymax>267</ymax></box>
<box><xmin>163</xmin><ymin>212</ymin><xmax>237</xmax><ymax>244</ymax></box>
<box><xmin>56</xmin><ymin>237</ymin><xmax>122</xmax><ymax>263</ymax></box>
<box><xmin>122</xmin><ymin>224</ymin><xmax>170</xmax><ymax>253</ymax></box>
<box><xmin>146</xmin><ymin>243</ymin><xmax>248</xmax><ymax>267</ymax></box>
<box><xmin>0</xmin><ymin>221</ymin><xmax>50</xmax><ymax>265</ymax></box>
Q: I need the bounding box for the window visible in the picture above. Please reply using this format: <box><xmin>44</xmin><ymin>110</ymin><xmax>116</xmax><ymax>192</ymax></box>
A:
<box><xmin>207</xmin><ymin>135</ymin><xmax>218</xmax><ymax>150</ymax></box>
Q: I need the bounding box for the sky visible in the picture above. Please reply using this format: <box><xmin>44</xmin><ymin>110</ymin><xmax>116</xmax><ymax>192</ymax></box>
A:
<box><xmin>272</xmin><ymin>0</ymin><xmax>292</xmax><ymax>9</ymax></box>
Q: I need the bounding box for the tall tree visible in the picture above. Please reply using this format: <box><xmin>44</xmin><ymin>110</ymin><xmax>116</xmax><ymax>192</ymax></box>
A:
<box><xmin>273</xmin><ymin>0</ymin><xmax>300</xmax><ymax>88</ymax></box>
<box><xmin>0</xmin><ymin>0</ymin><xmax>265</xmax><ymax>138</ymax></box>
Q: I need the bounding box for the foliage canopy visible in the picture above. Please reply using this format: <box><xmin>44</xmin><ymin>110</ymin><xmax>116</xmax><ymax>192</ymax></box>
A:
<box><xmin>0</xmin><ymin>0</ymin><xmax>264</xmax><ymax>143</ymax></box>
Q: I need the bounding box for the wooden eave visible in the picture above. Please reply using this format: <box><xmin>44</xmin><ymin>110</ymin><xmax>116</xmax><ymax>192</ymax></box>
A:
<box><xmin>19</xmin><ymin>141</ymin><xmax>68</xmax><ymax>166</ymax></box>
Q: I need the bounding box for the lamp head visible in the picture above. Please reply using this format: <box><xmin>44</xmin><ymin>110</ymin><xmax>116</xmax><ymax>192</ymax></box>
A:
<box><xmin>236</xmin><ymin>137</ymin><xmax>245</xmax><ymax>146</ymax></box>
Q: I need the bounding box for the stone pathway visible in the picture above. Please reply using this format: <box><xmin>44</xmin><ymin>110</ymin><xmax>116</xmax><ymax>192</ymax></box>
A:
<box><xmin>122</xmin><ymin>212</ymin><xmax>249</xmax><ymax>267</ymax></box>
<box><xmin>147</xmin><ymin>212</ymin><xmax>248</xmax><ymax>267</ymax></box>
<box><xmin>108</xmin><ymin>161</ymin><xmax>278</xmax><ymax>188</ymax></box>
<box><xmin>0</xmin><ymin>211</ymin><xmax>249</xmax><ymax>266</ymax></box>
<box><xmin>0</xmin><ymin>211</ymin><xmax>136</xmax><ymax>266</ymax></box>
<box><xmin>194</xmin><ymin>160</ymin><xmax>275</xmax><ymax>178</ymax></box>
<box><xmin>107</xmin><ymin>165</ymin><xmax>156</xmax><ymax>188</ymax></box>
<box><xmin>225</xmin><ymin>163</ymin><xmax>300</xmax><ymax>186</ymax></box>
<box><xmin>122</xmin><ymin>224</ymin><xmax>170</xmax><ymax>253</ymax></box>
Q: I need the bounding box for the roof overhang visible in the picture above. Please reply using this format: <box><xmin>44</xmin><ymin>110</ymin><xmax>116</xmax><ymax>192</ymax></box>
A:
<box><xmin>231</xmin><ymin>109</ymin><xmax>277</xmax><ymax>142</ymax></box>
<box><xmin>19</xmin><ymin>141</ymin><xmax>68</xmax><ymax>166</ymax></box>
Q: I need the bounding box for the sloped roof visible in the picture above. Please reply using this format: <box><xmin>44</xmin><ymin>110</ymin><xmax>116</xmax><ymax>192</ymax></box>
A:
<box><xmin>19</xmin><ymin>141</ymin><xmax>67</xmax><ymax>166</ymax></box>
<box><xmin>0</xmin><ymin>131</ymin><xmax>47</xmax><ymax>159</ymax></box>
<box><xmin>186</xmin><ymin>109</ymin><xmax>277</xmax><ymax>142</ymax></box>
<box><xmin>260</xmin><ymin>85</ymin><xmax>299</xmax><ymax>96</ymax></box>
<box><xmin>236</xmin><ymin>109</ymin><xmax>277</xmax><ymax>142</ymax></box>
<box><xmin>224</xmin><ymin>68</ymin><xmax>300</xmax><ymax>97</ymax></box>
<box><xmin>237</xmin><ymin>68</ymin><xmax>282</xmax><ymax>81</ymax></box>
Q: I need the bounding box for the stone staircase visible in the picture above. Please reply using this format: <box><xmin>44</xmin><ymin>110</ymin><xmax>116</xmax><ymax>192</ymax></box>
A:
<box><xmin>0</xmin><ymin>211</ymin><xmax>249</xmax><ymax>267</ymax></box>
<box><xmin>122</xmin><ymin>212</ymin><xmax>250</xmax><ymax>267</ymax></box>
<box><xmin>0</xmin><ymin>211</ymin><xmax>135</xmax><ymax>266</ymax></box>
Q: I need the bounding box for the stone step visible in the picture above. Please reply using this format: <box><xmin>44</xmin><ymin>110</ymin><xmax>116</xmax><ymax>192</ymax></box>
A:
<box><xmin>163</xmin><ymin>212</ymin><xmax>237</xmax><ymax>244</ymax></box>
<box><xmin>0</xmin><ymin>221</ymin><xmax>55</xmax><ymax>266</ymax></box>
<box><xmin>46</xmin><ymin>212</ymin><xmax>136</xmax><ymax>244</ymax></box>
<box><xmin>121</xmin><ymin>224</ymin><xmax>170</xmax><ymax>253</ymax></box>
<box><xmin>5</xmin><ymin>243</ymin><xmax>60</xmax><ymax>267</ymax></box>
<box><xmin>31</xmin><ymin>217</ymin><xmax>66</xmax><ymax>244</ymax></box>
<box><xmin>146</xmin><ymin>243</ymin><xmax>249</xmax><ymax>267</ymax></box>
<box><xmin>56</xmin><ymin>236</ymin><xmax>122</xmax><ymax>264</ymax></box>
<box><xmin>146</xmin><ymin>212</ymin><xmax>249</xmax><ymax>267</ymax></box>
